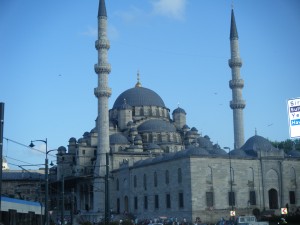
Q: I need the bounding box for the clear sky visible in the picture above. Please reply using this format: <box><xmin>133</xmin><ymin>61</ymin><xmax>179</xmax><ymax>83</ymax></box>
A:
<box><xmin>1</xmin><ymin>0</ymin><xmax>299</xmax><ymax>170</ymax></box>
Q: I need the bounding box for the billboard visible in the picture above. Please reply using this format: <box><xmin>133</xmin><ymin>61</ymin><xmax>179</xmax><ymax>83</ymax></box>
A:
<box><xmin>287</xmin><ymin>97</ymin><xmax>300</xmax><ymax>139</ymax></box>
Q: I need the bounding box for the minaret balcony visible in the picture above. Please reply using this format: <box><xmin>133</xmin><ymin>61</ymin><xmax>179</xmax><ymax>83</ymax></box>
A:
<box><xmin>94</xmin><ymin>63</ymin><xmax>111</xmax><ymax>74</ymax></box>
<box><xmin>228</xmin><ymin>58</ymin><xmax>242</xmax><ymax>68</ymax></box>
<box><xmin>230</xmin><ymin>100</ymin><xmax>246</xmax><ymax>109</ymax></box>
<box><xmin>94</xmin><ymin>87</ymin><xmax>112</xmax><ymax>98</ymax></box>
<box><xmin>229</xmin><ymin>79</ymin><xmax>244</xmax><ymax>89</ymax></box>
<box><xmin>95</xmin><ymin>39</ymin><xmax>110</xmax><ymax>50</ymax></box>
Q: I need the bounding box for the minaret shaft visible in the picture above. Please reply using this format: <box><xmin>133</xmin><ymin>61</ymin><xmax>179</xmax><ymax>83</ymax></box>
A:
<box><xmin>93</xmin><ymin>0</ymin><xmax>111</xmax><ymax>215</ymax></box>
<box><xmin>229</xmin><ymin>9</ymin><xmax>245</xmax><ymax>149</ymax></box>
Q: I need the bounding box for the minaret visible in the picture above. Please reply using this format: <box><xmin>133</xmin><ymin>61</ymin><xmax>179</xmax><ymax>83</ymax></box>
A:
<box><xmin>93</xmin><ymin>0</ymin><xmax>111</xmax><ymax>215</ymax></box>
<box><xmin>228</xmin><ymin>9</ymin><xmax>245</xmax><ymax>149</ymax></box>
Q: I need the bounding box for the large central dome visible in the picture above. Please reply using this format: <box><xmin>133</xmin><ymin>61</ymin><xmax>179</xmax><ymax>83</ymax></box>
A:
<box><xmin>113</xmin><ymin>86</ymin><xmax>166</xmax><ymax>109</ymax></box>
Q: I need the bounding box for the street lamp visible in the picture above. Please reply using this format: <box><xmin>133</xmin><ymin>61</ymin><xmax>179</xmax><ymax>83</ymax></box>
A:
<box><xmin>29</xmin><ymin>138</ymin><xmax>56</xmax><ymax>225</ymax></box>
<box><xmin>224</xmin><ymin>147</ymin><xmax>234</xmax><ymax>211</ymax></box>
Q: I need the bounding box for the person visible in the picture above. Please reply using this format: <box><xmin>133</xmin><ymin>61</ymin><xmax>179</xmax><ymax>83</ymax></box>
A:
<box><xmin>194</xmin><ymin>217</ymin><xmax>201</xmax><ymax>225</ymax></box>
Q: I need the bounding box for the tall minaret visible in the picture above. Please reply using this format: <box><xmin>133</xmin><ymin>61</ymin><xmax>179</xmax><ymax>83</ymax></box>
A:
<box><xmin>93</xmin><ymin>0</ymin><xmax>111</xmax><ymax>215</ymax></box>
<box><xmin>228</xmin><ymin>9</ymin><xmax>245</xmax><ymax>149</ymax></box>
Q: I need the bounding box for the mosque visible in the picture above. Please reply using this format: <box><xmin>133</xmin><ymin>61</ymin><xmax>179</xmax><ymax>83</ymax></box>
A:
<box><xmin>53</xmin><ymin>0</ymin><xmax>300</xmax><ymax>223</ymax></box>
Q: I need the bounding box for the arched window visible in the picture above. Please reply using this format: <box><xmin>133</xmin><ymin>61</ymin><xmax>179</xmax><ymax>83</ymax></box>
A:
<box><xmin>134</xmin><ymin>175</ymin><xmax>137</xmax><ymax>188</ymax></box>
<box><xmin>143</xmin><ymin>174</ymin><xmax>147</xmax><ymax>190</ymax></box>
<box><xmin>116</xmin><ymin>178</ymin><xmax>119</xmax><ymax>191</ymax></box>
<box><xmin>178</xmin><ymin>168</ymin><xmax>182</xmax><ymax>184</ymax></box>
<box><xmin>248</xmin><ymin>167</ymin><xmax>254</xmax><ymax>183</ymax></box>
<box><xmin>154</xmin><ymin>172</ymin><xmax>158</xmax><ymax>187</ymax></box>
<box><xmin>206</xmin><ymin>166</ymin><xmax>212</xmax><ymax>184</ymax></box>
<box><xmin>165</xmin><ymin>170</ymin><xmax>169</xmax><ymax>185</ymax></box>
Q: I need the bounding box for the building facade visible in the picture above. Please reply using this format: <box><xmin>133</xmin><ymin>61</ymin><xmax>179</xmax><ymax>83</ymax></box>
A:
<box><xmin>52</xmin><ymin>1</ymin><xmax>300</xmax><ymax>224</ymax></box>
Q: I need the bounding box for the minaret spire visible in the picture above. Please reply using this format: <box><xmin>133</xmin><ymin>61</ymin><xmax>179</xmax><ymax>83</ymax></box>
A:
<box><xmin>94</xmin><ymin>0</ymin><xmax>111</xmax><ymax>217</ymax></box>
<box><xmin>228</xmin><ymin>8</ymin><xmax>245</xmax><ymax>149</ymax></box>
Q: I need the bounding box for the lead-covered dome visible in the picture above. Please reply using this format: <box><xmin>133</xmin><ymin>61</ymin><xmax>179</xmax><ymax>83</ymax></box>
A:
<box><xmin>113</xmin><ymin>87</ymin><xmax>166</xmax><ymax>109</ymax></box>
<box><xmin>138</xmin><ymin>119</ymin><xmax>176</xmax><ymax>133</ymax></box>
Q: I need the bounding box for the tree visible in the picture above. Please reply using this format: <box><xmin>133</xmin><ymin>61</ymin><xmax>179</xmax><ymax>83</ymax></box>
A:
<box><xmin>270</xmin><ymin>139</ymin><xmax>300</xmax><ymax>153</ymax></box>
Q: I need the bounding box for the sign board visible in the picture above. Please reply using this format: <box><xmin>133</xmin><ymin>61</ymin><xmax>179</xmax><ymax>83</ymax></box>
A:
<box><xmin>281</xmin><ymin>208</ymin><xmax>288</xmax><ymax>215</ymax></box>
<box><xmin>230</xmin><ymin>210</ymin><xmax>236</xmax><ymax>216</ymax></box>
<box><xmin>287</xmin><ymin>98</ymin><xmax>300</xmax><ymax>139</ymax></box>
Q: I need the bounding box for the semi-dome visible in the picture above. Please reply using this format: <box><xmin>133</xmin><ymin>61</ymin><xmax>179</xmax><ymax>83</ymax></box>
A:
<box><xmin>109</xmin><ymin>133</ymin><xmax>129</xmax><ymax>145</ymax></box>
<box><xmin>138</xmin><ymin>119</ymin><xmax>176</xmax><ymax>133</ymax></box>
<box><xmin>113</xmin><ymin>86</ymin><xmax>166</xmax><ymax>109</ymax></box>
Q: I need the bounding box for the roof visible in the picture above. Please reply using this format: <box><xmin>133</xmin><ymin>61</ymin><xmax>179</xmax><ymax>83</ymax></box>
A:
<box><xmin>113</xmin><ymin>87</ymin><xmax>166</xmax><ymax>109</ymax></box>
<box><xmin>138</xmin><ymin>119</ymin><xmax>176</xmax><ymax>133</ymax></box>
<box><xmin>241</xmin><ymin>135</ymin><xmax>279</xmax><ymax>157</ymax></box>
<box><xmin>230</xmin><ymin>9</ymin><xmax>238</xmax><ymax>40</ymax></box>
<box><xmin>2</xmin><ymin>171</ymin><xmax>44</xmax><ymax>180</ymax></box>
<box><xmin>110</xmin><ymin>133</ymin><xmax>129</xmax><ymax>145</ymax></box>
<box><xmin>98</xmin><ymin>0</ymin><xmax>107</xmax><ymax>18</ymax></box>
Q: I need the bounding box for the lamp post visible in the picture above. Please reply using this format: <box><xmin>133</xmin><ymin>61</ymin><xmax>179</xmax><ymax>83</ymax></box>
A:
<box><xmin>29</xmin><ymin>139</ymin><xmax>56</xmax><ymax>225</ymax></box>
<box><xmin>224</xmin><ymin>147</ymin><xmax>233</xmax><ymax>210</ymax></box>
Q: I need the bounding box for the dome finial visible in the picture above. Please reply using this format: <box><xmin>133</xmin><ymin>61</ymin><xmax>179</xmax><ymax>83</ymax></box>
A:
<box><xmin>255</xmin><ymin>128</ymin><xmax>257</xmax><ymax>136</ymax></box>
<box><xmin>135</xmin><ymin>70</ymin><xmax>142</xmax><ymax>87</ymax></box>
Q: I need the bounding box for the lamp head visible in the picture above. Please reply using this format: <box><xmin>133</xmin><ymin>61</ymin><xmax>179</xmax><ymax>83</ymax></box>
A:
<box><xmin>29</xmin><ymin>141</ymin><xmax>35</xmax><ymax>148</ymax></box>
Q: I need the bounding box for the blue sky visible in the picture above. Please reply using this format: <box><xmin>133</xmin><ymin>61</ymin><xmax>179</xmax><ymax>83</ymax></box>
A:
<box><xmin>1</xmin><ymin>0</ymin><xmax>299</xmax><ymax>170</ymax></box>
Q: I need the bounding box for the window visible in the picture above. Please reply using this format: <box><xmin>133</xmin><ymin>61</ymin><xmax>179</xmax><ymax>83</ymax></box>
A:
<box><xmin>143</xmin><ymin>174</ymin><xmax>147</xmax><ymax>190</ymax></box>
<box><xmin>249</xmin><ymin>191</ymin><xmax>256</xmax><ymax>205</ymax></box>
<box><xmin>134</xmin><ymin>196</ymin><xmax>138</xmax><ymax>210</ymax></box>
<box><xmin>117</xmin><ymin>198</ymin><xmax>120</xmax><ymax>214</ymax></box>
<box><xmin>179</xmin><ymin>192</ymin><xmax>184</xmax><ymax>208</ymax></box>
<box><xmin>178</xmin><ymin>168</ymin><xmax>182</xmax><ymax>184</ymax></box>
<box><xmin>155</xmin><ymin>195</ymin><xmax>159</xmax><ymax>209</ymax></box>
<box><xmin>165</xmin><ymin>170</ymin><xmax>169</xmax><ymax>184</ymax></box>
<box><xmin>166</xmin><ymin>194</ymin><xmax>171</xmax><ymax>208</ymax></box>
<box><xmin>144</xmin><ymin>196</ymin><xmax>148</xmax><ymax>210</ymax></box>
<box><xmin>134</xmin><ymin>175</ymin><xmax>137</xmax><ymax>188</ymax></box>
<box><xmin>116</xmin><ymin>179</ymin><xmax>119</xmax><ymax>191</ymax></box>
<box><xmin>206</xmin><ymin>167</ymin><xmax>213</xmax><ymax>184</ymax></box>
<box><xmin>82</xmin><ymin>150</ymin><xmax>85</xmax><ymax>155</ymax></box>
<box><xmin>206</xmin><ymin>192</ymin><xmax>214</xmax><ymax>207</ymax></box>
<box><xmin>154</xmin><ymin>172</ymin><xmax>158</xmax><ymax>187</ymax></box>
<box><xmin>289</xmin><ymin>191</ymin><xmax>296</xmax><ymax>204</ymax></box>
<box><xmin>228</xmin><ymin>191</ymin><xmax>235</xmax><ymax>207</ymax></box>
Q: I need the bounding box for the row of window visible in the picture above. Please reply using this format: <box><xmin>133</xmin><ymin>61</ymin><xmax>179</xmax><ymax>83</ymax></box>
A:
<box><xmin>118</xmin><ymin>190</ymin><xmax>296</xmax><ymax>212</ymax></box>
<box><xmin>116</xmin><ymin>169</ymin><xmax>183</xmax><ymax>191</ymax></box>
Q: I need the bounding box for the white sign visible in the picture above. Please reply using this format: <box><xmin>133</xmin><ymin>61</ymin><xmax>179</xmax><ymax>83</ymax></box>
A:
<box><xmin>287</xmin><ymin>97</ymin><xmax>300</xmax><ymax>139</ymax></box>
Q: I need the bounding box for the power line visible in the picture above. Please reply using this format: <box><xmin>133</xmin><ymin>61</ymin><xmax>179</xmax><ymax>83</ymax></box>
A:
<box><xmin>3</xmin><ymin>137</ymin><xmax>56</xmax><ymax>157</ymax></box>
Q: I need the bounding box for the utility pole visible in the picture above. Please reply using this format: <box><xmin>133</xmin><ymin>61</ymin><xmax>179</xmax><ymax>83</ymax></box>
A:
<box><xmin>0</xmin><ymin>102</ymin><xmax>5</xmax><ymax>223</ymax></box>
<box><xmin>71</xmin><ymin>188</ymin><xmax>74</xmax><ymax>225</ymax></box>
<box><xmin>61</xmin><ymin>175</ymin><xmax>65</xmax><ymax>225</ymax></box>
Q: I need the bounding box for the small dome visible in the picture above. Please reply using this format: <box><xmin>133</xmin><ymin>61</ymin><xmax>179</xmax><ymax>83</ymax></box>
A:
<box><xmin>241</xmin><ymin>135</ymin><xmax>278</xmax><ymax>157</ymax></box>
<box><xmin>134</xmin><ymin>134</ymin><xmax>142</xmax><ymax>141</ymax></box>
<box><xmin>69</xmin><ymin>137</ymin><xmax>76</xmax><ymax>143</ymax></box>
<box><xmin>113</xmin><ymin>87</ymin><xmax>165</xmax><ymax>109</ymax></box>
<box><xmin>83</xmin><ymin>132</ymin><xmax>90</xmax><ymax>138</ymax></box>
<box><xmin>197</xmin><ymin>136</ymin><xmax>213</xmax><ymax>149</ymax></box>
<box><xmin>191</xmin><ymin>127</ymin><xmax>198</xmax><ymax>132</ymax></box>
<box><xmin>146</xmin><ymin>143</ymin><xmax>161</xmax><ymax>150</ymax></box>
<box><xmin>172</xmin><ymin>107</ymin><xmax>186</xmax><ymax>115</ymax></box>
<box><xmin>109</xmin><ymin>133</ymin><xmax>129</xmax><ymax>145</ymax></box>
<box><xmin>119</xmin><ymin>102</ymin><xmax>132</xmax><ymax>110</ymax></box>
<box><xmin>138</xmin><ymin>119</ymin><xmax>176</xmax><ymax>133</ymax></box>
<box><xmin>182</xmin><ymin>124</ymin><xmax>190</xmax><ymax>130</ymax></box>
<box><xmin>58</xmin><ymin>146</ymin><xmax>67</xmax><ymax>154</ymax></box>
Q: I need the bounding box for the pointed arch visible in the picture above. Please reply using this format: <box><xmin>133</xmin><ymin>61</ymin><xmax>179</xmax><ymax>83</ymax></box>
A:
<box><xmin>206</xmin><ymin>166</ymin><xmax>213</xmax><ymax>184</ymax></box>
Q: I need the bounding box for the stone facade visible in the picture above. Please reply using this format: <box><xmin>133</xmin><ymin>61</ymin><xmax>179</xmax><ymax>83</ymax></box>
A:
<box><xmin>51</xmin><ymin>1</ymin><xmax>300</xmax><ymax>224</ymax></box>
